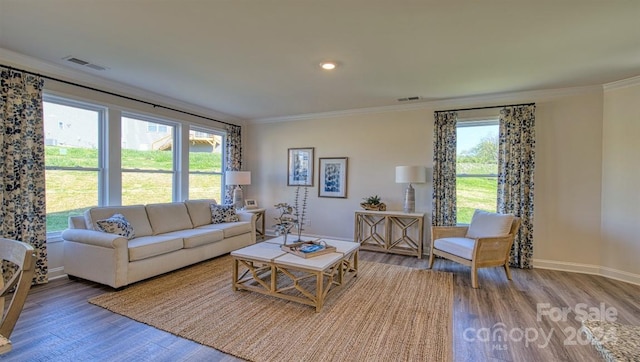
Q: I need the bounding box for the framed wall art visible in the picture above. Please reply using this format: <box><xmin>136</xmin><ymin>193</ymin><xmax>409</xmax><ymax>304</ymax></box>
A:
<box><xmin>288</xmin><ymin>147</ymin><xmax>314</xmax><ymax>186</ymax></box>
<box><xmin>318</xmin><ymin>157</ymin><xmax>348</xmax><ymax>198</ymax></box>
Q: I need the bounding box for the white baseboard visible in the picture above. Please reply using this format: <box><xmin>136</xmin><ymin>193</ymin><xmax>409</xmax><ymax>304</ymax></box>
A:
<box><xmin>264</xmin><ymin>230</ymin><xmax>352</xmax><ymax>242</ymax></box>
<box><xmin>533</xmin><ymin>259</ymin><xmax>640</xmax><ymax>286</ymax></box>
<box><xmin>47</xmin><ymin>266</ymin><xmax>67</xmax><ymax>281</ymax></box>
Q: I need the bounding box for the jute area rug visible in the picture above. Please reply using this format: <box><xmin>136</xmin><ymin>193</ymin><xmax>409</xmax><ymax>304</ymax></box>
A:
<box><xmin>89</xmin><ymin>255</ymin><xmax>453</xmax><ymax>362</ymax></box>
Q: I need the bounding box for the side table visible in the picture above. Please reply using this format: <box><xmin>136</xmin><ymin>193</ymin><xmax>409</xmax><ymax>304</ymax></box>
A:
<box><xmin>244</xmin><ymin>208</ymin><xmax>266</xmax><ymax>240</ymax></box>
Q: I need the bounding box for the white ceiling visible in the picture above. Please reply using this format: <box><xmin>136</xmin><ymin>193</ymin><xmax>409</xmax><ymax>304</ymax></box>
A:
<box><xmin>1</xmin><ymin>1</ymin><xmax>639</xmax><ymax>121</ymax></box>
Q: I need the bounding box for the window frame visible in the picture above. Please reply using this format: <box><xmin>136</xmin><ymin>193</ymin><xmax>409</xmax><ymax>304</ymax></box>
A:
<box><xmin>187</xmin><ymin>125</ymin><xmax>226</xmax><ymax>202</ymax></box>
<box><xmin>43</xmin><ymin>94</ymin><xmax>107</xmax><ymax>237</ymax></box>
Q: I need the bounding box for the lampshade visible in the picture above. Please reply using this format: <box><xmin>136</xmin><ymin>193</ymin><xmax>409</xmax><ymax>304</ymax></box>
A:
<box><xmin>226</xmin><ymin>171</ymin><xmax>251</xmax><ymax>185</ymax></box>
<box><xmin>395</xmin><ymin>166</ymin><xmax>426</xmax><ymax>184</ymax></box>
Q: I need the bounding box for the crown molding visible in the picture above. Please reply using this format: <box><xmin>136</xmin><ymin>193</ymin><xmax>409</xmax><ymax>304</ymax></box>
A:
<box><xmin>0</xmin><ymin>48</ymin><xmax>244</xmax><ymax>125</ymax></box>
<box><xmin>249</xmin><ymin>85</ymin><xmax>603</xmax><ymax>124</ymax></box>
<box><xmin>603</xmin><ymin>75</ymin><xmax>640</xmax><ymax>91</ymax></box>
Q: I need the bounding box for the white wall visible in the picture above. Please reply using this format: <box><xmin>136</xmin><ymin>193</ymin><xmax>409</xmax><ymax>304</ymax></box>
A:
<box><xmin>245</xmin><ymin>109</ymin><xmax>433</xmax><ymax>240</ymax></box>
<box><xmin>602</xmin><ymin>80</ymin><xmax>640</xmax><ymax>278</ymax></box>
<box><xmin>245</xmin><ymin>87</ymin><xmax>638</xmax><ymax>283</ymax></box>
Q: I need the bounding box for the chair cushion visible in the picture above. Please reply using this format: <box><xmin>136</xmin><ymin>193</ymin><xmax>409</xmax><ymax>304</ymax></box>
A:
<box><xmin>96</xmin><ymin>213</ymin><xmax>135</xmax><ymax>240</ymax></box>
<box><xmin>466</xmin><ymin>209</ymin><xmax>514</xmax><ymax>239</ymax></box>
<box><xmin>434</xmin><ymin>237</ymin><xmax>476</xmax><ymax>260</ymax></box>
<box><xmin>127</xmin><ymin>235</ymin><xmax>184</xmax><ymax>261</ymax></box>
<box><xmin>198</xmin><ymin>221</ymin><xmax>252</xmax><ymax>238</ymax></box>
<box><xmin>185</xmin><ymin>199</ymin><xmax>218</xmax><ymax>227</ymax></box>
<box><xmin>85</xmin><ymin>205</ymin><xmax>153</xmax><ymax>237</ymax></box>
<box><xmin>146</xmin><ymin>202</ymin><xmax>194</xmax><ymax>235</ymax></box>
<box><xmin>161</xmin><ymin>228</ymin><xmax>225</xmax><ymax>248</ymax></box>
<box><xmin>210</xmin><ymin>204</ymin><xmax>240</xmax><ymax>224</ymax></box>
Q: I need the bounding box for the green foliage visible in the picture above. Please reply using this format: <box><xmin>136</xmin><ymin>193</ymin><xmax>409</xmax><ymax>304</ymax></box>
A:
<box><xmin>456</xmin><ymin>176</ymin><xmax>498</xmax><ymax>224</ymax></box>
<box><xmin>363</xmin><ymin>195</ymin><xmax>381</xmax><ymax>205</ymax></box>
<box><xmin>458</xmin><ymin>134</ymin><xmax>499</xmax><ymax>165</ymax></box>
<box><xmin>45</xmin><ymin>145</ymin><xmax>222</xmax><ymax>232</ymax></box>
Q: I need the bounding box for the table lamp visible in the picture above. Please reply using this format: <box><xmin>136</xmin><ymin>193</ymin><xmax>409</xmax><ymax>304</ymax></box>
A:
<box><xmin>395</xmin><ymin>166</ymin><xmax>426</xmax><ymax>213</ymax></box>
<box><xmin>226</xmin><ymin>171</ymin><xmax>251</xmax><ymax>209</ymax></box>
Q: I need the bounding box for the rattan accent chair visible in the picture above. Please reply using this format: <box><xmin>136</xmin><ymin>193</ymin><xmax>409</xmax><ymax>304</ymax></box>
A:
<box><xmin>0</xmin><ymin>238</ymin><xmax>36</xmax><ymax>354</ymax></box>
<box><xmin>428</xmin><ymin>210</ymin><xmax>521</xmax><ymax>288</ymax></box>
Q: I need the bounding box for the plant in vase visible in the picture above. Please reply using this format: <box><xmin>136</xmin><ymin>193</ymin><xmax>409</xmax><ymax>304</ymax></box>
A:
<box><xmin>273</xmin><ymin>202</ymin><xmax>296</xmax><ymax>244</ymax></box>
<box><xmin>293</xmin><ymin>186</ymin><xmax>309</xmax><ymax>242</ymax></box>
<box><xmin>360</xmin><ymin>195</ymin><xmax>387</xmax><ymax>211</ymax></box>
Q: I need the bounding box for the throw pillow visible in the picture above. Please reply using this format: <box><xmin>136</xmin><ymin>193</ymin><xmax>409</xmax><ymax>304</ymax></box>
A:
<box><xmin>96</xmin><ymin>213</ymin><xmax>135</xmax><ymax>239</ymax></box>
<box><xmin>210</xmin><ymin>204</ymin><xmax>240</xmax><ymax>224</ymax></box>
<box><xmin>465</xmin><ymin>209</ymin><xmax>514</xmax><ymax>239</ymax></box>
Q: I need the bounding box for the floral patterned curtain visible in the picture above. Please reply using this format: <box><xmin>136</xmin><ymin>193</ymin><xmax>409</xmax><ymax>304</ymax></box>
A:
<box><xmin>498</xmin><ymin>105</ymin><xmax>536</xmax><ymax>268</ymax></box>
<box><xmin>432</xmin><ymin>111</ymin><xmax>458</xmax><ymax>226</ymax></box>
<box><xmin>0</xmin><ymin>67</ymin><xmax>48</xmax><ymax>284</ymax></box>
<box><xmin>223</xmin><ymin>124</ymin><xmax>242</xmax><ymax>204</ymax></box>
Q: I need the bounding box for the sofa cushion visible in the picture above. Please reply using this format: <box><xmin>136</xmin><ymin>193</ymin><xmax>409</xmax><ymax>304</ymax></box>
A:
<box><xmin>162</xmin><ymin>228</ymin><xmax>225</xmax><ymax>248</ymax></box>
<box><xmin>210</xmin><ymin>204</ymin><xmax>240</xmax><ymax>223</ymax></box>
<box><xmin>85</xmin><ymin>205</ymin><xmax>153</xmax><ymax>237</ymax></box>
<box><xmin>185</xmin><ymin>199</ymin><xmax>218</xmax><ymax>227</ymax></box>
<box><xmin>434</xmin><ymin>237</ymin><xmax>475</xmax><ymax>260</ymax></box>
<box><xmin>96</xmin><ymin>213</ymin><xmax>135</xmax><ymax>240</ymax></box>
<box><xmin>199</xmin><ymin>221</ymin><xmax>252</xmax><ymax>238</ymax></box>
<box><xmin>146</xmin><ymin>202</ymin><xmax>194</xmax><ymax>235</ymax></box>
<box><xmin>127</xmin><ymin>235</ymin><xmax>184</xmax><ymax>261</ymax></box>
<box><xmin>466</xmin><ymin>209</ymin><xmax>514</xmax><ymax>239</ymax></box>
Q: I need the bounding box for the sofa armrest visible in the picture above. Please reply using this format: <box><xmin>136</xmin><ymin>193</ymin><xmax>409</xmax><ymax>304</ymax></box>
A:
<box><xmin>61</xmin><ymin>229</ymin><xmax>129</xmax><ymax>249</ymax></box>
<box><xmin>236</xmin><ymin>211</ymin><xmax>257</xmax><ymax>244</ymax></box>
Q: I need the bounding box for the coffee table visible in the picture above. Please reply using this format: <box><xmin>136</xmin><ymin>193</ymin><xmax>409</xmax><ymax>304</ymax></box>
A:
<box><xmin>231</xmin><ymin>236</ymin><xmax>359</xmax><ymax>312</ymax></box>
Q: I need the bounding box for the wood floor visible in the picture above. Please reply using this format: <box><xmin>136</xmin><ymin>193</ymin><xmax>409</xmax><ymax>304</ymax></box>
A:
<box><xmin>3</xmin><ymin>251</ymin><xmax>639</xmax><ymax>361</ymax></box>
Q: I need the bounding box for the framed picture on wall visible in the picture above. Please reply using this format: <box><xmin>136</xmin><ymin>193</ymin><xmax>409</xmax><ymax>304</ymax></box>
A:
<box><xmin>288</xmin><ymin>147</ymin><xmax>314</xmax><ymax>186</ymax></box>
<box><xmin>318</xmin><ymin>157</ymin><xmax>348</xmax><ymax>198</ymax></box>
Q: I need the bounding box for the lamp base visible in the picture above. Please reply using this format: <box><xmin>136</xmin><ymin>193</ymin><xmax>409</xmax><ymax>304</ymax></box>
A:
<box><xmin>232</xmin><ymin>186</ymin><xmax>244</xmax><ymax>210</ymax></box>
<box><xmin>403</xmin><ymin>184</ymin><xmax>415</xmax><ymax>213</ymax></box>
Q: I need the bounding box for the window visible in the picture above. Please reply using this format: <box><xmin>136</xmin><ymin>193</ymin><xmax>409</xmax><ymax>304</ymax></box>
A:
<box><xmin>456</xmin><ymin>119</ymin><xmax>499</xmax><ymax>224</ymax></box>
<box><xmin>188</xmin><ymin>127</ymin><xmax>224</xmax><ymax>201</ymax></box>
<box><xmin>121</xmin><ymin>115</ymin><xmax>176</xmax><ymax>205</ymax></box>
<box><xmin>43</xmin><ymin>97</ymin><xmax>103</xmax><ymax>233</ymax></box>
<box><xmin>42</xmin><ymin>93</ymin><xmax>231</xmax><ymax>238</ymax></box>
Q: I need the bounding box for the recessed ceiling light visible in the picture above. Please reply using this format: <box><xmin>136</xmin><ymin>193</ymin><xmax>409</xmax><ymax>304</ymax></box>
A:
<box><xmin>320</xmin><ymin>61</ymin><xmax>338</xmax><ymax>70</ymax></box>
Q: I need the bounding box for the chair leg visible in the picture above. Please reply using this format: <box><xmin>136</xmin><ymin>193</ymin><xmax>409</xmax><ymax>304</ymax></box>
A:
<box><xmin>428</xmin><ymin>251</ymin><xmax>435</xmax><ymax>269</ymax></box>
<box><xmin>471</xmin><ymin>265</ymin><xmax>479</xmax><ymax>288</ymax></box>
<box><xmin>504</xmin><ymin>263</ymin><xmax>513</xmax><ymax>281</ymax></box>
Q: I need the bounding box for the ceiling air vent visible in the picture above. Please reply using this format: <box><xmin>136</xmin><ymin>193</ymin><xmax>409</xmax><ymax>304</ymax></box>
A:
<box><xmin>397</xmin><ymin>96</ymin><xmax>421</xmax><ymax>102</ymax></box>
<box><xmin>63</xmin><ymin>56</ymin><xmax>108</xmax><ymax>71</ymax></box>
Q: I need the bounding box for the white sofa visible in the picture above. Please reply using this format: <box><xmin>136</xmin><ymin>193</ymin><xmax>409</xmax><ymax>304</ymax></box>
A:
<box><xmin>62</xmin><ymin>199</ymin><xmax>256</xmax><ymax>288</ymax></box>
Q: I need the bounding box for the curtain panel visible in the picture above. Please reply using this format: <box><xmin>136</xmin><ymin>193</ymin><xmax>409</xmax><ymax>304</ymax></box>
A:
<box><xmin>498</xmin><ymin>105</ymin><xmax>536</xmax><ymax>268</ymax></box>
<box><xmin>432</xmin><ymin>111</ymin><xmax>458</xmax><ymax>226</ymax></box>
<box><xmin>223</xmin><ymin>124</ymin><xmax>242</xmax><ymax>204</ymax></box>
<box><xmin>0</xmin><ymin>67</ymin><xmax>48</xmax><ymax>284</ymax></box>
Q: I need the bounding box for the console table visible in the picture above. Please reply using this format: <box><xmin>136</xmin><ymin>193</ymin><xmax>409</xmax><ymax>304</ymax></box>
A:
<box><xmin>354</xmin><ymin>210</ymin><xmax>425</xmax><ymax>258</ymax></box>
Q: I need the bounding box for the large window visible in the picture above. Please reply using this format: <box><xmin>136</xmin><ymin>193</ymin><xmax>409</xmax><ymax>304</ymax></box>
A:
<box><xmin>44</xmin><ymin>97</ymin><xmax>103</xmax><ymax>233</ymax></box>
<box><xmin>121</xmin><ymin>115</ymin><xmax>176</xmax><ymax>205</ymax></box>
<box><xmin>456</xmin><ymin>120</ymin><xmax>499</xmax><ymax>224</ymax></box>
<box><xmin>188</xmin><ymin>127</ymin><xmax>224</xmax><ymax>200</ymax></box>
<box><xmin>43</xmin><ymin>93</ymin><xmax>230</xmax><ymax>237</ymax></box>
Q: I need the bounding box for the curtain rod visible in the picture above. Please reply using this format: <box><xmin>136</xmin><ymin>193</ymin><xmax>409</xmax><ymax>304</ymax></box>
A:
<box><xmin>435</xmin><ymin>102</ymin><xmax>535</xmax><ymax>113</ymax></box>
<box><xmin>1</xmin><ymin>63</ymin><xmax>237</xmax><ymax>128</ymax></box>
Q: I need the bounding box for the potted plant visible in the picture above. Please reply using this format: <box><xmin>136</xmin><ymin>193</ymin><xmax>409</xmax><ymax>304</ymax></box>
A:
<box><xmin>360</xmin><ymin>195</ymin><xmax>387</xmax><ymax>211</ymax></box>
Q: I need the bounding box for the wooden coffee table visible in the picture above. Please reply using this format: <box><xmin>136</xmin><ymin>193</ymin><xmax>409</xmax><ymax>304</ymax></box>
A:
<box><xmin>231</xmin><ymin>236</ymin><xmax>359</xmax><ymax>312</ymax></box>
